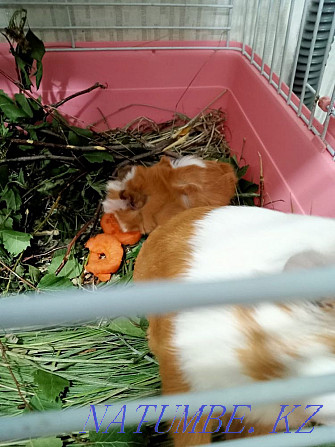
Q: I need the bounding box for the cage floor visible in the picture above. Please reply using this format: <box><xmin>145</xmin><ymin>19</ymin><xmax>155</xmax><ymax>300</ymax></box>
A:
<box><xmin>2</xmin><ymin>43</ymin><xmax>335</xmax><ymax>217</ymax></box>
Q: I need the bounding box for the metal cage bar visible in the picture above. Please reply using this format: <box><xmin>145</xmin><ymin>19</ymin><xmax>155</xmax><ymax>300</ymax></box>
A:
<box><xmin>0</xmin><ymin>369</ymin><xmax>334</xmax><ymax>442</ymax></box>
<box><xmin>297</xmin><ymin>0</ymin><xmax>325</xmax><ymax>117</ymax></box>
<box><xmin>308</xmin><ymin>9</ymin><xmax>335</xmax><ymax>129</ymax></box>
<box><xmin>1</xmin><ymin>266</ymin><xmax>335</xmax><ymax>332</ymax></box>
<box><xmin>277</xmin><ymin>0</ymin><xmax>295</xmax><ymax>93</ymax></box>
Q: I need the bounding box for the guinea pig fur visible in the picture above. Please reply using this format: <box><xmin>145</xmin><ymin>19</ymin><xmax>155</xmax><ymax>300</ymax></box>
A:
<box><xmin>102</xmin><ymin>156</ymin><xmax>237</xmax><ymax>234</ymax></box>
<box><xmin>133</xmin><ymin>205</ymin><xmax>335</xmax><ymax>446</ymax></box>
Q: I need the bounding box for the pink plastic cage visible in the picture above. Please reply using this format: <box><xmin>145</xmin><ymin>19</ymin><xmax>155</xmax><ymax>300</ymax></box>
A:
<box><xmin>1</xmin><ymin>41</ymin><xmax>335</xmax><ymax>217</ymax></box>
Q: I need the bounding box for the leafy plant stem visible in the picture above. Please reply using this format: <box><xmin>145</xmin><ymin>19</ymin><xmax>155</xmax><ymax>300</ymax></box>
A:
<box><xmin>50</xmin><ymin>82</ymin><xmax>107</xmax><ymax>109</ymax></box>
<box><xmin>1</xmin><ymin>137</ymin><xmax>128</xmax><ymax>153</ymax></box>
<box><xmin>0</xmin><ymin>340</ymin><xmax>33</xmax><ymax>410</ymax></box>
<box><xmin>0</xmin><ymin>155</ymin><xmax>76</xmax><ymax>165</ymax></box>
<box><xmin>5</xmin><ymin>252</ymin><xmax>24</xmax><ymax>293</ymax></box>
<box><xmin>0</xmin><ymin>258</ymin><xmax>38</xmax><ymax>291</ymax></box>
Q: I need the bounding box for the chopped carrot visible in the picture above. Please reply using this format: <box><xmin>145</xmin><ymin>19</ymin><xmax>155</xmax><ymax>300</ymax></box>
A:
<box><xmin>85</xmin><ymin>214</ymin><xmax>141</xmax><ymax>283</ymax></box>
<box><xmin>96</xmin><ymin>273</ymin><xmax>111</xmax><ymax>282</ymax></box>
<box><xmin>100</xmin><ymin>213</ymin><xmax>141</xmax><ymax>245</ymax></box>
<box><xmin>114</xmin><ymin>231</ymin><xmax>141</xmax><ymax>245</ymax></box>
<box><xmin>100</xmin><ymin>213</ymin><xmax>121</xmax><ymax>234</ymax></box>
<box><xmin>85</xmin><ymin>234</ymin><xmax>124</xmax><ymax>280</ymax></box>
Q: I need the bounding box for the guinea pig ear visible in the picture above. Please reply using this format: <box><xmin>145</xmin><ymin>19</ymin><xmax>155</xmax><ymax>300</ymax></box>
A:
<box><xmin>284</xmin><ymin>250</ymin><xmax>335</xmax><ymax>271</ymax></box>
<box><xmin>174</xmin><ymin>183</ymin><xmax>200</xmax><ymax>208</ymax></box>
<box><xmin>116</xmin><ymin>164</ymin><xmax>135</xmax><ymax>181</ymax></box>
<box><xmin>119</xmin><ymin>189</ymin><xmax>147</xmax><ymax>210</ymax></box>
<box><xmin>158</xmin><ymin>156</ymin><xmax>172</xmax><ymax>167</ymax></box>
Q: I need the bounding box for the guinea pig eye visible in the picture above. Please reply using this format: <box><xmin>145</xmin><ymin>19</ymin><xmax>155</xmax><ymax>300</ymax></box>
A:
<box><xmin>119</xmin><ymin>190</ymin><xmax>127</xmax><ymax>201</ymax></box>
<box><xmin>129</xmin><ymin>197</ymin><xmax>136</xmax><ymax>210</ymax></box>
<box><xmin>119</xmin><ymin>190</ymin><xmax>138</xmax><ymax>210</ymax></box>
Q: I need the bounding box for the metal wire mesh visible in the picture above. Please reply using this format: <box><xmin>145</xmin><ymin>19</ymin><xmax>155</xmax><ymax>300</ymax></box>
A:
<box><xmin>0</xmin><ymin>0</ymin><xmax>334</xmax><ymax>156</ymax></box>
<box><xmin>0</xmin><ymin>2</ymin><xmax>335</xmax><ymax>445</ymax></box>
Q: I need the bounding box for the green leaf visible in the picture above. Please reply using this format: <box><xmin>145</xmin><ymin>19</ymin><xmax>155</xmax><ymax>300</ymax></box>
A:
<box><xmin>83</xmin><ymin>152</ymin><xmax>114</xmax><ymax>163</ymax></box>
<box><xmin>14</xmin><ymin>93</ymin><xmax>33</xmax><ymax>118</ymax></box>
<box><xmin>0</xmin><ymin>186</ymin><xmax>21</xmax><ymax>211</ymax></box>
<box><xmin>34</xmin><ymin>369</ymin><xmax>69</xmax><ymax>401</ymax></box>
<box><xmin>18</xmin><ymin>145</ymin><xmax>35</xmax><ymax>151</ymax></box>
<box><xmin>0</xmin><ymin>89</ymin><xmax>30</xmax><ymax>121</ymax></box>
<box><xmin>89</xmin><ymin>426</ymin><xmax>144</xmax><ymax>446</ymax></box>
<box><xmin>29</xmin><ymin>394</ymin><xmax>62</xmax><ymax>411</ymax></box>
<box><xmin>107</xmin><ymin>317</ymin><xmax>145</xmax><ymax>338</ymax></box>
<box><xmin>238</xmin><ymin>178</ymin><xmax>259</xmax><ymax>194</ymax></box>
<box><xmin>236</xmin><ymin>165</ymin><xmax>249</xmax><ymax>179</ymax></box>
<box><xmin>68</xmin><ymin>127</ymin><xmax>93</xmax><ymax>146</ymax></box>
<box><xmin>1</xmin><ymin>229</ymin><xmax>32</xmax><ymax>256</ymax></box>
<box><xmin>225</xmin><ymin>154</ymin><xmax>239</xmax><ymax>169</ymax></box>
<box><xmin>48</xmin><ymin>250</ymin><xmax>82</xmax><ymax>279</ymax></box>
<box><xmin>35</xmin><ymin>60</ymin><xmax>43</xmax><ymax>90</ymax></box>
<box><xmin>15</xmin><ymin>55</ymin><xmax>33</xmax><ymax>90</ymax></box>
<box><xmin>86</xmin><ymin>174</ymin><xmax>106</xmax><ymax>196</ymax></box>
<box><xmin>38</xmin><ymin>273</ymin><xmax>72</xmax><ymax>290</ymax></box>
<box><xmin>28</xmin><ymin>265</ymin><xmax>41</xmax><ymax>283</ymax></box>
<box><xmin>26</xmin><ymin>29</ymin><xmax>46</xmax><ymax>62</ymax></box>
<box><xmin>0</xmin><ymin>210</ymin><xmax>13</xmax><ymax>230</ymax></box>
<box><xmin>26</xmin><ymin>438</ymin><xmax>62</xmax><ymax>447</ymax></box>
<box><xmin>0</xmin><ymin>166</ymin><xmax>9</xmax><ymax>188</ymax></box>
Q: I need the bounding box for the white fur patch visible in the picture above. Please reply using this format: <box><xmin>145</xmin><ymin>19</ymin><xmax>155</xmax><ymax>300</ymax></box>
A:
<box><xmin>106</xmin><ymin>167</ymin><xmax>135</xmax><ymax>194</ymax></box>
<box><xmin>170</xmin><ymin>156</ymin><xmax>206</xmax><ymax>169</ymax></box>
<box><xmin>123</xmin><ymin>166</ymin><xmax>135</xmax><ymax>183</ymax></box>
<box><xmin>106</xmin><ymin>180</ymin><xmax>123</xmax><ymax>192</ymax></box>
<box><xmin>172</xmin><ymin>206</ymin><xmax>335</xmax><ymax>425</ymax></box>
<box><xmin>102</xmin><ymin>198</ymin><xmax>128</xmax><ymax>213</ymax></box>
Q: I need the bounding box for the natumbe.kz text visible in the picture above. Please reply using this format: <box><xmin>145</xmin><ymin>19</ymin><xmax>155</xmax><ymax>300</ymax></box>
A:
<box><xmin>80</xmin><ymin>403</ymin><xmax>323</xmax><ymax>435</ymax></box>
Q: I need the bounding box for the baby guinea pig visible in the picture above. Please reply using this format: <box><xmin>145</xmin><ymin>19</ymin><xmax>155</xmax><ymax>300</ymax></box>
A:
<box><xmin>102</xmin><ymin>156</ymin><xmax>237</xmax><ymax>234</ymax></box>
<box><xmin>133</xmin><ymin>205</ymin><xmax>335</xmax><ymax>446</ymax></box>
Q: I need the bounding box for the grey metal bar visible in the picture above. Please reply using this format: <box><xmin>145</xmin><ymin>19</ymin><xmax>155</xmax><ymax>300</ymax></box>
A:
<box><xmin>0</xmin><ymin>2</ymin><xmax>234</xmax><ymax>8</ymax></box>
<box><xmin>277</xmin><ymin>0</ymin><xmax>295</xmax><ymax>93</ymax></box>
<box><xmin>251</xmin><ymin>0</ymin><xmax>262</xmax><ymax>63</ymax></box>
<box><xmin>0</xmin><ymin>374</ymin><xmax>334</xmax><ymax>442</ymax></box>
<box><xmin>287</xmin><ymin>0</ymin><xmax>309</xmax><ymax>104</ymax></box>
<box><xmin>308</xmin><ymin>10</ymin><xmax>335</xmax><ymax>129</ymax></box>
<box><xmin>321</xmin><ymin>84</ymin><xmax>335</xmax><ymax>140</ymax></box>
<box><xmin>44</xmin><ymin>45</ymin><xmax>241</xmax><ymax>51</ymax></box>
<box><xmin>11</xmin><ymin>25</ymin><xmax>231</xmax><ymax>31</ymax></box>
<box><xmin>241</xmin><ymin>0</ymin><xmax>249</xmax><ymax>55</ymax></box>
<box><xmin>306</xmin><ymin>83</ymin><xmax>316</xmax><ymax>95</ymax></box>
<box><xmin>1</xmin><ymin>266</ymin><xmax>335</xmax><ymax>332</ymax></box>
<box><xmin>269</xmin><ymin>0</ymin><xmax>284</xmax><ymax>84</ymax></box>
<box><xmin>226</xmin><ymin>0</ymin><xmax>234</xmax><ymax>48</ymax></box>
<box><xmin>297</xmin><ymin>0</ymin><xmax>325</xmax><ymax>116</ymax></box>
<box><xmin>65</xmin><ymin>0</ymin><xmax>76</xmax><ymax>49</ymax></box>
<box><xmin>261</xmin><ymin>0</ymin><xmax>273</xmax><ymax>74</ymax></box>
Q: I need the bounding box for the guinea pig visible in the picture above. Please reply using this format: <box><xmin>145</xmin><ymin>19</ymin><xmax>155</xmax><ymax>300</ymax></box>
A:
<box><xmin>133</xmin><ymin>205</ymin><xmax>335</xmax><ymax>446</ymax></box>
<box><xmin>102</xmin><ymin>156</ymin><xmax>237</xmax><ymax>234</ymax></box>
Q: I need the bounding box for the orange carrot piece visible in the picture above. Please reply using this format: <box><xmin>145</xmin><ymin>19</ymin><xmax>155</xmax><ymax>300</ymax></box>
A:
<box><xmin>85</xmin><ymin>234</ymin><xmax>124</xmax><ymax>275</ymax></box>
<box><xmin>96</xmin><ymin>273</ymin><xmax>111</xmax><ymax>282</ymax></box>
<box><xmin>114</xmin><ymin>231</ymin><xmax>141</xmax><ymax>245</ymax></box>
<box><xmin>100</xmin><ymin>213</ymin><xmax>141</xmax><ymax>245</ymax></box>
<box><xmin>100</xmin><ymin>213</ymin><xmax>121</xmax><ymax>234</ymax></box>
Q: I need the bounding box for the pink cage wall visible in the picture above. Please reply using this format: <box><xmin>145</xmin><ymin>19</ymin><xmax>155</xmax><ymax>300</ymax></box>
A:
<box><xmin>1</xmin><ymin>42</ymin><xmax>335</xmax><ymax>217</ymax></box>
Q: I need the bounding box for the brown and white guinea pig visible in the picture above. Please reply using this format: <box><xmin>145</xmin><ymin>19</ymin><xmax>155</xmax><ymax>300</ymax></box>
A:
<box><xmin>133</xmin><ymin>205</ymin><xmax>335</xmax><ymax>446</ymax></box>
<box><xmin>102</xmin><ymin>156</ymin><xmax>237</xmax><ymax>234</ymax></box>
